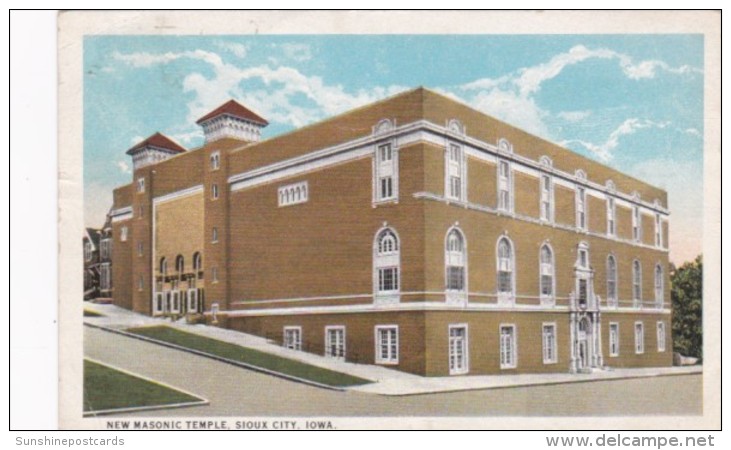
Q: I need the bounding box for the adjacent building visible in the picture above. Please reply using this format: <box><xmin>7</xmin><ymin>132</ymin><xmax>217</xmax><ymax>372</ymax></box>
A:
<box><xmin>108</xmin><ymin>87</ymin><xmax>672</xmax><ymax>376</ymax></box>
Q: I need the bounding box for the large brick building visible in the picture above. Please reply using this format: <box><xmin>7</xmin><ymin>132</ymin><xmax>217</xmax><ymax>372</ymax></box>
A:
<box><xmin>108</xmin><ymin>87</ymin><xmax>672</xmax><ymax>376</ymax></box>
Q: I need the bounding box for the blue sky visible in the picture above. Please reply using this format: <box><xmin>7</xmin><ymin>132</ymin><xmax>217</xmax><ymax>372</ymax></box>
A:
<box><xmin>84</xmin><ymin>35</ymin><xmax>704</xmax><ymax>263</ymax></box>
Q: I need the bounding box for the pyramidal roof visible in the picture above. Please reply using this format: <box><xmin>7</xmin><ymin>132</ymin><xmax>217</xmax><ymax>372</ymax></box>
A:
<box><xmin>196</xmin><ymin>99</ymin><xmax>269</xmax><ymax>126</ymax></box>
<box><xmin>125</xmin><ymin>132</ymin><xmax>187</xmax><ymax>155</ymax></box>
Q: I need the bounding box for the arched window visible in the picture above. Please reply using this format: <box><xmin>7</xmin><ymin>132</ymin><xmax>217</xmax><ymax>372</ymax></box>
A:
<box><xmin>445</xmin><ymin>228</ymin><xmax>466</xmax><ymax>292</ymax></box>
<box><xmin>176</xmin><ymin>255</ymin><xmax>184</xmax><ymax>273</ymax></box>
<box><xmin>654</xmin><ymin>264</ymin><xmax>664</xmax><ymax>307</ymax></box>
<box><xmin>633</xmin><ymin>260</ymin><xmax>642</xmax><ymax>307</ymax></box>
<box><xmin>607</xmin><ymin>255</ymin><xmax>618</xmax><ymax>307</ymax></box>
<box><xmin>497</xmin><ymin>237</ymin><xmax>514</xmax><ymax>299</ymax></box>
<box><xmin>193</xmin><ymin>252</ymin><xmax>202</xmax><ymax>271</ymax></box>
<box><xmin>539</xmin><ymin>244</ymin><xmax>554</xmax><ymax>304</ymax></box>
<box><xmin>374</xmin><ymin>228</ymin><xmax>400</xmax><ymax>295</ymax></box>
<box><xmin>160</xmin><ymin>257</ymin><xmax>168</xmax><ymax>275</ymax></box>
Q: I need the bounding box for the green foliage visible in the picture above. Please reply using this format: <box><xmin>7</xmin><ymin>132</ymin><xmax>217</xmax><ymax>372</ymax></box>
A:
<box><xmin>671</xmin><ymin>255</ymin><xmax>703</xmax><ymax>359</ymax></box>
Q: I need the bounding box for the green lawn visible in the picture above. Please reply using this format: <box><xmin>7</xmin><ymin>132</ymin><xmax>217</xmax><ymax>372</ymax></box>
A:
<box><xmin>83</xmin><ymin>309</ymin><xmax>103</xmax><ymax>317</ymax></box>
<box><xmin>126</xmin><ymin>326</ymin><xmax>371</xmax><ymax>387</ymax></box>
<box><xmin>84</xmin><ymin>359</ymin><xmax>202</xmax><ymax>413</ymax></box>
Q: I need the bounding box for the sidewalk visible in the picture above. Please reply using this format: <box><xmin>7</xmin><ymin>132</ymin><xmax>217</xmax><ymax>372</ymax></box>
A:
<box><xmin>84</xmin><ymin>303</ymin><xmax>703</xmax><ymax>396</ymax></box>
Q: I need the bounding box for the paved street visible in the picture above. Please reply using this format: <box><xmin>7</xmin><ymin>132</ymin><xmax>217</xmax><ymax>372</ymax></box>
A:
<box><xmin>85</xmin><ymin>326</ymin><xmax>702</xmax><ymax>417</ymax></box>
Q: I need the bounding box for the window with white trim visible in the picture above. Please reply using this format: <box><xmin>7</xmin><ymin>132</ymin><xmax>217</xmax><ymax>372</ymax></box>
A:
<box><xmin>445</xmin><ymin>228</ymin><xmax>466</xmax><ymax>292</ymax></box>
<box><xmin>375</xmin><ymin>142</ymin><xmax>398</xmax><ymax>202</ymax></box>
<box><xmin>632</xmin><ymin>206</ymin><xmax>642</xmax><ymax>242</ymax></box>
<box><xmin>375</xmin><ymin>326</ymin><xmax>398</xmax><ymax>364</ymax></box>
<box><xmin>278</xmin><ymin>181</ymin><xmax>309</xmax><ymax>207</ymax></box>
<box><xmin>211</xmin><ymin>183</ymin><xmax>219</xmax><ymax>200</ymax></box>
<box><xmin>609</xmin><ymin>322</ymin><xmax>620</xmax><ymax>357</ymax></box>
<box><xmin>635</xmin><ymin>322</ymin><xmax>644</xmax><ymax>354</ymax></box>
<box><xmin>159</xmin><ymin>257</ymin><xmax>168</xmax><ymax>275</ymax></box>
<box><xmin>655</xmin><ymin>213</ymin><xmax>662</xmax><ymax>247</ymax></box>
<box><xmin>500</xmin><ymin>325</ymin><xmax>517</xmax><ymax>369</ymax></box>
<box><xmin>325</xmin><ymin>326</ymin><xmax>346</xmax><ymax>360</ymax></box>
<box><xmin>283</xmin><ymin>326</ymin><xmax>302</xmax><ymax>351</ymax></box>
<box><xmin>540</xmin><ymin>175</ymin><xmax>553</xmax><ymax>222</ymax></box>
<box><xmin>374</xmin><ymin>228</ymin><xmax>400</xmax><ymax>295</ymax></box>
<box><xmin>212</xmin><ymin>227</ymin><xmax>218</xmax><ymax>243</ymax></box>
<box><xmin>656</xmin><ymin>321</ymin><xmax>666</xmax><ymax>352</ymax></box>
<box><xmin>120</xmin><ymin>226</ymin><xmax>128</xmax><ymax>242</ymax></box>
<box><xmin>446</xmin><ymin>144</ymin><xmax>464</xmax><ymax>201</ymax></box>
<box><xmin>448</xmin><ymin>325</ymin><xmax>468</xmax><ymax>375</ymax></box>
<box><xmin>136</xmin><ymin>177</ymin><xmax>145</xmax><ymax>193</ymax></box>
<box><xmin>632</xmin><ymin>260</ymin><xmax>642</xmax><ymax>307</ymax></box>
<box><xmin>193</xmin><ymin>252</ymin><xmax>202</xmax><ymax>273</ymax></box>
<box><xmin>539</xmin><ymin>244</ymin><xmax>554</xmax><ymax>305</ymax></box>
<box><xmin>497</xmin><ymin>237</ymin><xmax>514</xmax><ymax>302</ymax></box>
<box><xmin>542</xmin><ymin>323</ymin><xmax>557</xmax><ymax>364</ymax></box>
<box><xmin>607</xmin><ymin>255</ymin><xmax>618</xmax><ymax>308</ymax></box>
<box><xmin>607</xmin><ymin>197</ymin><xmax>616</xmax><ymax>236</ymax></box>
<box><xmin>175</xmin><ymin>255</ymin><xmax>184</xmax><ymax>274</ymax></box>
<box><xmin>576</xmin><ymin>186</ymin><xmax>587</xmax><ymax>230</ymax></box>
<box><xmin>654</xmin><ymin>264</ymin><xmax>664</xmax><ymax>308</ymax></box>
<box><xmin>210</xmin><ymin>151</ymin><xmax>220</xmax><ymax>170</ymax></box>
<box><xmin>498</xmin><ymin>160</ymin><xmax>511</xmax><ymax>212</ymax></box>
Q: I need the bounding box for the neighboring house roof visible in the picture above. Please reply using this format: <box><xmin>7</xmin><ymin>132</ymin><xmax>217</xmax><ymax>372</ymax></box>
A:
<box><xmin>196</xmin><ymin>99</ymin><xmax>269</xmax><ymax>126</ymax></box>
<box><xmin>125</xmin><ymin>132</ymin><xmax>187</xmax><ymax>155</ymax></box>
<box><xmin>84</xmin><ymin>227</ymin><xmax>101</xmax><ymax>250</ymax></box>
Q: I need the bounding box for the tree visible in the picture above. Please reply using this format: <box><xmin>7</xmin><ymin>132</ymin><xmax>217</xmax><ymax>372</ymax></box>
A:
<box><xmin>671</xmin><ymin>255</ymin><xmax>703</xmax><ymax>360</ymax></box>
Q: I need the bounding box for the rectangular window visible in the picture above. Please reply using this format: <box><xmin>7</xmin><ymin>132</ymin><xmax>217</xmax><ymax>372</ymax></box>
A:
<box><xmin>657</xmin><ymin>322</ymin><xmax>666</xmax><ymax>352</ymax></box>
<box><xmin>632</xmin><ymin>206</ymin><xmax>642</xmax><ymax>242</ymax></box>
<box><xmin>375</xmin><ymin>142</ymin><xmax>398</xmax><ymax>203</ymax></box>
<box><xmin>446</xmin><ymin>266</ymin><xmax>465</xmax><ymax>291</ymax></box>
<box><xmin>448</xmin><ymin>325</ymin><xmax>468</xmax><ymax>375</ymax></box>
<box><xmin>210</xmin><ymin>151</ymin><xmax>220</xmax><ymax>170</ymax></box>
<box><xmin>635</xmin><ymin>322</ymin><xmax>644</xmax><ymax>354</ymax></box>
<box><xmin>120</xmin><ymin>226</ymin><xmax>128</xmax><ymax>242</ymax></box>
<box><xmin>375</xmin><ymin>326</ymin><xmax>398</xmax><ymax>364</ymax></box>
<box><xmin>325</xmin><ymin>326</ymin><xmax>346</xmax><ymax>359</ymax></box>
<box><xmin>498</xmin><ymin>160</ymin><xmax>511</xmax><ymax>211</ymax></box>
<box><xmin>137</xmin><ymin>241</ymin><xmax>143</xmax><ymax>257</ymax></box>
<box><xmin>283</xmin><ymin>326</ymin><xmax>302</xmax><ymax>351</ymax></box>
<box><xmin>540</xmin><ymin>175</ymin><xmax>553</xmax><ymax>221</ymax></box>
<box><xmin>211</xmin><ymin>183</ymin><xmax>219</xmax><ymax>200</ymax></box>
<box><xmin>655</xmin><ymin>214</ymin><xmax>662</xmax><ymax>247</ymax></box>
<box><xmin>609</xmin><ymin>323</ymin><xmax>620</xmax><ymax>357</ymax></box>
<box><xmin>542</xmin><ymin>323</ymin><xmax>557</xmax><ymax>364</ymax></box>
<box><xmin>578</xmin><ymin>279</ymin><xmax>588</xmax><ymax>308</ymax></box>
<box><xmin>212</xmin><ymin>267</ymin><xmax>218</xmax><ymax>283</ymax></box>
<box><xmin>137</xmin><ymin>275</ymin><xmax>144</xmax><ymax>291</ymax></box>
<box><xmin>446</xmin><ymin>144</ymin><xmax>464</xmax><ymax>201</ymax></box>
<box><xmin>212</xmin><ymin>227</ymin><xmax>218</xmax><ymax>243</ymax></box>
<box><xmin>500</xmin><ymin>325</ymin><xmax>517</xmax><ymax>369</ymax></box>
<box><xmin>378</xmin><ymin>267</ymin><xmax>399</xmax><ymax>292</ymax></box>
<box><xmin>576</xmin><ymin>187</ymin><xmax>586</xmax><ymax>230</ymax></box>
<box><xmin>278</xmin><ymin>181</ymin><xmax>309</xmax><ymax>207</ymax></box>
<box><xmin>136</xmin><ymin>177</ymin><xmax>145</xmax><ymax>193</ymax></box>
<box><xmin>607</xmin><ymin>197</ymin><xmax>616</xmax><ymax>236</ymax></box>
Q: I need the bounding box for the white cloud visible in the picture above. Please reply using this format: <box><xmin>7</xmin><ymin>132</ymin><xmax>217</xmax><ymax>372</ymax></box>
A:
<box><xmin>215</xmin><ymin>41</ymin><xmax>248</xmax><ymax>59</ymax></box>
<box><xmin>562</xmin><ymin>118</ymin><xmax>670</xmax><ymax>162</ymax></box>
<box><xmin>684</xmin><ymin>127</ymin><xmax>702</xmax><ymax>138</ymax></box>
<box><xmin>171</xmin><ymin>129</ymin><xmax>205</xmax><ymax>145</ymax></box>
<box><xmin>279</xmin><ymin>43</ymin><xmax>312</xmax><ymax>62</ymax></box>
<box><xmin>454</xmin><ymin>45</ymin><xmax>701</xmax><ymax>142</ymax></box>
<box><xmin>130</xmin><ymin>135</ymin><xmax>144</xmax><ymax>145</ymax></box>
<box><xmin>114</xmin><ymin>49</ymin><xmax>407</xmax><ymax>130</ymax></box>
<box><xmin>115</xmin><ymin>160</ymin><xmax>131</xmax><ymax>174</ymax></box>
<box><xmin>557</xmin><ymin>110</ymin><xmax>592</xmax><ymax>122</ymax></box>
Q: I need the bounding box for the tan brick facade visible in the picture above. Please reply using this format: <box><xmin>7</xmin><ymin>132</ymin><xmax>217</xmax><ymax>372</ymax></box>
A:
<box><xmin>110</xmin><ymin>88</ymin><xmax>671</xmax><ymax>376</ymax></box>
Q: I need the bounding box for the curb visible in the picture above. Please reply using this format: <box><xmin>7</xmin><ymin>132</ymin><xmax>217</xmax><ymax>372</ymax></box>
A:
<box><xmin>355</xmin><ymin>368</ymin><xmax>703</xmax><ymax>397</ymax></box>
<box><xmin>85</xmin><ymin>323</ymin><xmax>360</xmax><ymax>391</ymax></box>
